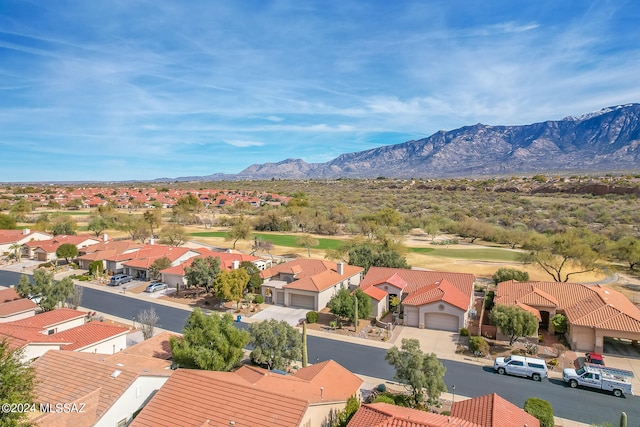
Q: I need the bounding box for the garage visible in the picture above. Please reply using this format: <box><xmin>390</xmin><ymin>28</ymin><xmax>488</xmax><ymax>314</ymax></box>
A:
<box><xmin>404</xmin><ymin>307</ymin><xmax>419</xmax><ymax>327</ymax></box>
<box><xmin>289</xmin><ymin>293</ymin><xmax>314</xmax><ymax>309</ymax></box>
<box><xmin>425</xmin><ymin>313</ymin><xmax>459</xmax><ymax>332</ymax></box>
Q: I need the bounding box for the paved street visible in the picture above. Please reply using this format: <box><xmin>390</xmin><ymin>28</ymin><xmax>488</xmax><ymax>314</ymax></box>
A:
<box><xmin>1</xmin><ymin>268</ymin><xmax>638</xmax><ymax>425</ymax></box>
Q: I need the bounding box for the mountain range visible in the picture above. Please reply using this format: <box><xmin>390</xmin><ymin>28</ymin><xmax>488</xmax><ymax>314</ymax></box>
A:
<box><xmin>163</xmin><ymin>103</ymin><xmax>640</xmax><ymax>181</ymax></box>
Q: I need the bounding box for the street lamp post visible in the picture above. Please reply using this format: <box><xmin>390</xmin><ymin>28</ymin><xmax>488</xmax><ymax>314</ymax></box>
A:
<box><xmin>452</xmin><ymin>385</ymin><xmax>456</xmax><ymax>407</ymax></box>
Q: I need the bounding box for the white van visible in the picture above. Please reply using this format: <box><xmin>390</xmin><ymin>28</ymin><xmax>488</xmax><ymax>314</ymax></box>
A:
<box><xmin>493</xmin><ymin>355</ymin><xmax>548</xmax><ymax>381</ymax></box>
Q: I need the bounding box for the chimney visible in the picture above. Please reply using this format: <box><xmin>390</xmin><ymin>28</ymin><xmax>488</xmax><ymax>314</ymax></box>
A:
<box><xmin>22</xmin><ymin>228</ymin><xmax>30</xmax><ymax>235</ymax></box>
<box><xmin>232</xmin><ymin>260</ymin><xmax>240</xmax><ymax>270</ymax></box>
<box><xmin>103</xmin><ymin>233</ymin><xmax>108</xmax><ymax>242</ymax></box>
<box><xmin>337</xmin><ymin>262</ymin><xmax>344</xmax><ymax>275</ymax></box>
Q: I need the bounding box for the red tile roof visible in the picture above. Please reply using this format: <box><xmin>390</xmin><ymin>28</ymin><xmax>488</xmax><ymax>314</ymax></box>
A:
<box><xmin>0</xmin><ymin>324</ymin><xmax>70</xmax><ymax>350</ymax></box>
<box><xmin>8</xmin><ymin>308</ymin><xmax>86</xmax><ymax>329</ymax></box>
<box><xmin>132</xmin><ymin>360</ymin><xmax>362</xmax><ymax>427</ymax></box>
<box><xmin>260</xmin><ymin>259</ymin><xmax>363</xmax><ymax>293</ymax></box>
<box><xmin>0</xmin><ymin>291</ymin><xmax>38</xmax><ymax>318</ymax></box>
<box><xmin>402</xmin><ymin>279</ymin><xmax>471</xmax><ymax>311</ymax></box>
<box><xmin>32</xmin><ymin>350</ymin><xmax>172</xmax><ymax>426</ymax></box>
<box><xmin>361</xmin><ymin>267</ymin><xmax>475</xmax><ymax>297</ymax></box>
<box><xmin>363</xmin><ymin>285</ymin><xmax>388</xmax><ymax>301</ymax></box>
<box><xmin>451</xmin><ymin>393</ymin><xmax>540</xmax><ymax>427</ymax></box>
<box><xmin>496</xmin><ymin>281</ymin><xmax>640</xmax><ymax>334</ymax></box>
<box><xmin>53</xmin><ymin>322</ymin><xmax>129</xmax><ymax>351</ymax></box>
<box><xmin>348</xmin><ymin>402</ymin><xmax>481</xmax><ymax>427</ymax></box>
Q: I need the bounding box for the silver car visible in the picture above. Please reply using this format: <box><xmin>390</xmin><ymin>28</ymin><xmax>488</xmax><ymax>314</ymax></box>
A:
<box><xmin>145</xmin><ymin>282</ymin><xmax>168</xmax><ymax>293</ymax></box>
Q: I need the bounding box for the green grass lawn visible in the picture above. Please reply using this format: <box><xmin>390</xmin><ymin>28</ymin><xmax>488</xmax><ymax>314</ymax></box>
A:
<box><xmin>190</xmin><ymin>231</ymin><xmax>521</xmax><ymax>261</ymax></box>
<box><xmin>189</xmin><ymin>232</ymin><xmax>343</xmax><ymax>250</ymax></box>
<box><xmin>40</xmin><ymin>211</ymin><xmax>92</xmax><ymax>216</ymax></box>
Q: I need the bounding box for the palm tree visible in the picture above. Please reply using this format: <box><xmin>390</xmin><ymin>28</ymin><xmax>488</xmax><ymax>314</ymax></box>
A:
<box><xmin>8</xmin><ymin>243</ymin><xmax>22</xmax><ymax>262</ymax></box>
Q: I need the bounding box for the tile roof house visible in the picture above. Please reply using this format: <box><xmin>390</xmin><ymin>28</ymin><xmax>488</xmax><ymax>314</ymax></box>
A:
<box><xmin>451</xmin><ymin>393</ymin><xmax>540</xmax><ymax>427</ymax></box>
<box><xmin>131</xmin><ymin>360</ymin><xmax>363</xmax><ymax>427</ymax></box>
<box><xmin>359</xmin><ymin>267</ymin><xmax>476</xmax><ymax>331</ymax></box>
<box><xmin>76</xmin><ymin>239</ymin><xmax>144</xmax><ymax>270</ymax></box>
<box><xmin>495</xmin><ymin>280</ymin><xmax>640</xmax><ymax>353</ymax></box>
<box><xmin>32</xmin><ymin>350</ymin><xmax>173</xmax><ymax>427</ymax></box>
<box><xmin>27</xmin><ymin>234</ymin><xmax>101</xmax><ymax>262</ymax></box>
<box><xmin>260</xmin><ymin>259</ymin><xmax>364</xmax><ymax>311</ymax></box>
<box><xmin>121</xmin><ymin>244</ymin><xmax>200</xmax><ymax>280</ymax></box>
<box><xmin>0</xmin><ymin>228</ymin><xmax>52</xmax><ymax>258</ymax></box>
<box><xmin>0</xmin><ymin>308</ymin><xmax>128</xmax><ymax>362</ymax></box>
<box><xmin>159</xmin><ymin>250</ymin><xmax>269</xmax><ymax>290</ymax></box>
<box><xmin>0</xmin><ymin>288</ymin><xmax>38</xmax><ymax>323</ymax></box>
<box><xmin>348</xmin><ymin>394</ymin><xmax>540</xmax><ymax>427</ymax></box>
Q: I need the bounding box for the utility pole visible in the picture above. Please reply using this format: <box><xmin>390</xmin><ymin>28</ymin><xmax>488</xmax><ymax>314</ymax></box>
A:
<box><xmin>354</xmin><ymin>295</ymin><xmax>358</xmax><ymax>331</ymax></box>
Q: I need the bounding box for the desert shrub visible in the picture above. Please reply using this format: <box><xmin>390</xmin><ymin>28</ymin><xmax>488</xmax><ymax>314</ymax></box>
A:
<box><xmin>547</xmin><ymin>358</ymin><xmax>558</xmax><ymax>367</ymax></box>
<box><xmin>524</xmin><ymin>397</ymin><xmax>554</xmax><ymax>427</ymax></box>
<box><xmin>469</xmin><ymin>336</ymin><xmax>490</xmax><ymax>356</ymax></box>
<box><xmin>511</xmin><ymin>348</ymin><xmax>522</xmax><ymax>355</ymax></box>
<box><xmin>77</xmin><ymin>276</ymin><xmax>90</xmax><ymax>282</ymax></box>
<box><xmin>254</xmin><ymin>294</ymin><xmax>264</xmax><ymax>304</ymax></box>
<box><xmin>459</xmin><ymin>328</ymin><xmax>469</xmax><ymax>336</ymax></box>
<box><xmin>525</xmin><ymin>343</ymin><xmax>538</xmax><ymax>355</ymax></box>
<box><xmin>485</xmin><ymin>291</ymin><xmax>495</xmax><ymax>310</ymax></box>
<box><xmin>551</xmin><ymin>314</ymin><xmax>567</xmax><ymax>334</ymax></box>
<box><xmin>306</xmin><ymin>311</ymin><xmax>319</xmax><ymax>324</ymax></box>
<box><xmin>376</xmin><ymin>384</ymin><xmax>386</xmax><ymax>392</ymax></box>
<box><xmin>373</xmin><ymin>394</ymin><xmax>395</xmax><ymax>404</ymax></box>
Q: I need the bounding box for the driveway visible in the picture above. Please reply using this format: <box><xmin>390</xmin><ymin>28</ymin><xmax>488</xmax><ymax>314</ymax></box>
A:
<box><xmin>0</xmin><ymin>259</ymin><xmax>41</xmax><ymax>273</ymax></box>
<box><xmin>250</xmin><ymin>305</ymin><xmax>309</xmax><ymax>326</ymax></box>
<box><xmin>394</xmin><ymin>327</ymin><xmax>459</xmax><ymax>359</ymax></box>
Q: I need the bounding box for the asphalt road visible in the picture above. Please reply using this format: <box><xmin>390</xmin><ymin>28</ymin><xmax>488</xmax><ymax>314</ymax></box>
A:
<box><xmin>1</xmin><ymin>269</ymin><xmax>638</xmax><ymax>425</ymax></box>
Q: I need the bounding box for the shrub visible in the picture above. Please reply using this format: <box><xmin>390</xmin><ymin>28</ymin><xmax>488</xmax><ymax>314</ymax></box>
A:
<box><xmin>547</xmin><ymin>358</ymin><xmax>558</xmax><ymax>367</ymax></box>
<box><xmin>551</xmin><ymin>314</ymin><xmax>568</xmax><ymax>334</ymax></box>
<box><xmin>77</xmin><ymin>276</ymin><xmax>89</xmax><ymax>282</ymax></box>
<box><xmin>376</xmin><ymin>383</ymin><xmax>387</xmax><ymax>392</ymax></box>
<box><xmin>306</xmin><ymin>311</ymin><xmax>319</xmax><ymax>324</ymax></box>
<box><xmin>524</xmin><ymin>397</ymin><xmax>554</xmax><ymax>427</ymax></box>
<box><xmin>459</xmin><ymin>328</ymin><xmax>469</xmax><ymax>337</ymax></box>
<box><xmin>373</xmin><ymin>394</ymin><xmax>395</xmax><ymax>405</ymax></box>
<box><xmin>254</xmin><ymin>294</ymin><xmax>264</xmax><ymax>304</ymax></box>
<box><xmin>538</xmin><ymin>334</ymin><xmax>544</xmax><ymax>343</ymax></box>
<box><xmin>525</xmin><ymin>343</ymin><xmax>538</xmax><ymax>355</ymax></box>
<box><xmin>511</xmin><ymin>348</ymin><xmax>522</xmax><ymax>355</ymax></box>
<box><xmin>469</xmin><ymin>336</ymin><xmax>490</xmax><ymax>356</ymax></box>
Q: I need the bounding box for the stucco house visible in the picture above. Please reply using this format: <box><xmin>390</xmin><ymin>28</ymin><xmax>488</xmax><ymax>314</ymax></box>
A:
<box><xmin>0</xmin><ymin>288</ymin><xmax>38</xmax><ymax>323</ymax></box>
<box><xmin>260</xmin><ymin>259</ymin><xmax>364</xmax><ymax>311</ymax></box>
<box><xmin>0</xmin><ymin>308</ymin><xmax>128</xmax><ymax>362</ymax></box>
<box><xmin>495</xmin><ymin>280</ymin><xmax>640</xmax><ymax>353</ymax></box>
<box><xmin>27</xmin><ymin>234</ymin><xmax>101</xmax><ymax>262</ymax></box>
<box><xmin>131</xmin><ymin>360</ymin><xmax>362</xmax><ymax>427</ymax></box>
<box><xmin>0</xmin><ymin>228</ymin><xmax>52</xmax><ymax>258</ymax></box>
<box><xmin>359</xmin><ymin>267</ymin><xmax>476</xmax><ymax>332</ymax></box>
<box><xmin>121</xmin><ymin>245</ymin><xmax>200</xmax><ymax>280</ymax></box>
<box><xmin>159</xmin><ymin>250</ymin><xmax>270</xmax><ymax>289</ymax></box>
<box><xmin>32</xmin><ymin>350</ymin><xmax>173</xmax><ymax>427</ymax></box>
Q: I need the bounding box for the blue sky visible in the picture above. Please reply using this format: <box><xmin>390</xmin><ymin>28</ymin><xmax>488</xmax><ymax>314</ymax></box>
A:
<box><xmin>1</xmin><ymin>1</ymin><xmax>639</xmax><ymax>182</ymax></box>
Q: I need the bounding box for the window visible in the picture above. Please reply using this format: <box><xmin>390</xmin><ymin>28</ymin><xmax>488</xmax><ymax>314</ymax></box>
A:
<box><xmin>510</xmin><ymin>361</ymin><xmax>524</xmax><ymax>367</ymax></box>
<box><xmin>529</xmin><ymin>363</ymin><xmax>545</xmax><ymax>369</ymax></box>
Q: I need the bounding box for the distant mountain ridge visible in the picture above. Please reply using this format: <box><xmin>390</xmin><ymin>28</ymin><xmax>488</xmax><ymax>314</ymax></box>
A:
<box><xmin>166</xmin><ymin>103</ymin><xmax>640</xmax><ymax>181</ymax></box>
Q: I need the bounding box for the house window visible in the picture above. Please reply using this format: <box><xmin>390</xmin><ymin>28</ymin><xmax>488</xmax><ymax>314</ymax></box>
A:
<box><xmin>47</xmin><ymin>328</ymin><xmax>56</xmax><ymax>335</ymax></box>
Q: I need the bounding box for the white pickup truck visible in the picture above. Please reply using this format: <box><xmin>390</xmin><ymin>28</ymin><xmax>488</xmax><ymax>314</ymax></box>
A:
<box><xmin>563</xmin><ymin>363</ymin><xmax>633</xmax><ymax>397</ymax></box>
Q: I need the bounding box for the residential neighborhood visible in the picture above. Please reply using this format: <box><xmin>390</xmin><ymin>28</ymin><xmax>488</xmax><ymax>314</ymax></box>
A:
<box><xmin>1</xmin><ymin>183</ymin><xmax>640</xmax><ymax>427</ymax></box>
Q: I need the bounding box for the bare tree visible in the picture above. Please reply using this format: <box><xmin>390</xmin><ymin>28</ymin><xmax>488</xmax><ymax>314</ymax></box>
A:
<box><xmin>137</xmin><ymin>307</ymin><xmax>159</xmax><ymax>340</ymax></box>
<box><xmin>65</xmin><ymin>284</ymin><xmax>84</xmax><ymax>309</ymax></box>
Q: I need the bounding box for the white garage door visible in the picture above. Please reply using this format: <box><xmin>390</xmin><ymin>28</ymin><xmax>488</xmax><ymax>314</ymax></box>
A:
<box><xmin>289</xmin><ymin>294</ymin><xmax>315</xmax><ymax>309</ymax></box>
<box><xmin>425</xmin><ymin>313</ymin><xmax>459</xmax><ymax>332</ymax></box>
<box><xmin>404</xmin><ymin>307</ymin><xmax>419</xmax><ymax>327</ymax></box>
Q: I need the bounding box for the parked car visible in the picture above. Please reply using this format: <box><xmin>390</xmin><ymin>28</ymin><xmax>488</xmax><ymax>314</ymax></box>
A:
<box><xmin>145</xmin><ymin>282</ymin><xmax>168</xmax><ymax>293</ymax></box>
<box><xmin>109</xmin><ymin>274</ymin><xmax>133</xmax><ymax>286</ymax></box>
<box><xmin>585</xmin><ymin>352</ymin><xmax>605</xmax><ymax>365</ymax></box>
<box><xmin>493</xmin><ymin>355</ymin><xmax>548</xmax><ymax>381</ymax></box>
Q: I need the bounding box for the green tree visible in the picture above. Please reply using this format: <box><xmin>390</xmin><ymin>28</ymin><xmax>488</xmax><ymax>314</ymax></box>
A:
<box><xmin>143</xmin><ymin>209</ymin><xmax>163</xmax><ymax>238</ymax></box>
<box><xmin>149</xmin><ymin>257</ymin><xmax>172</xmax><ymax>281</ymax></box>
<box><xmin>490</xmin><ymin>305</ymin><xmax>539</xmax><ymax>345</ymax></box>
<box><xmin>9</xmin><ymin>199</ymin><xmax>32</xmax><ymax>221</ymax></box>
<box><xmin>385</xmin><ymin>338</ymin><xmax>447</xmax><ymax>407</ymax></box>
<box><xmin>214</xmin><ymin>269</ymin><xmax>250</xmax><ymax>309</ymax></box>
<box><xmin>55</xmin><ymin>243</ymin><xmax>78</xmax><ymax>263</ymax></box>
<box><xmin>0</xmin><ymin>213</ymin><xmax>17</xmax><ymax>229</ymax></box>
<box><xmin>249</xmin><ymin>319</ymin><xmax>302</xmax><ymax>370</ymax></box>
<box><xmin>225</xmin><ymin>215</ymin><xmax>252</xmax><ymax>249</ymax></box>
<box><xmin>8</xmin><ymin>243</ymin><xmax>22</xmax><ymax>262</ymax></box>
<box><xmin>159</xmin><ymin>224</ymin><xmax>188</xmax><ymax>246</ymax></box>
<box><xmin>611</xmin><ymin>236</ymin><xmax>640</xmax><ymax>270</ymax></box>
<box><xmin>347</xmin><ymin>243</ymin><xmax>409</xmax><ymax>273</ymax></box>
<box><xmin>184</xmin><ymin>256</ymin><xmax>221</xmax><ymax>292</ymax></box>
<box><xmin>523</xmin><ymin>397</ymin><xmax>554</xmax><ymax>427</ymax></box>
<box><xmin>16</xmin><ymin>271</ymin><xmax>74</xmax><ymax>312</ymax></box>
<box><xmin>51</xmin><ymin>216</ymin><xmax>77</xmax><ymax>236</ymax></box>
<box><xmin>522</xmin><ymin>230</ymin><xmax>599</xmax><ymax>282</ymax></box>
<box><xmin>333</xmin><ymin>395</ymin><xmax>360</xmax><ymax>427</ymax></box>
<box><xmin>88</xmin><ymin>260</ymin><xmax>104</xmax><ymax>277</ymax></box>
<box><xmin>297</xmin><ymin>234</ymin><xmax>319</xmax><ymax>257</ymax></box>
<box><xmin>240</xmin><ymin>261</ymin><xmax>263</xmax><ymax>292</ymax></box>
<box><xmin>492</xmin><ymin>268</ymin><xmax>530</xmax><ymax>285</ymax></box>
<box><xmin>551</xmin><ymin>313</ymin><xmax>568</xmax><ymax>334</ymax></box>
<box><xmin>87</xmin><ymin>216</ymin><xmax>109</xmax><ymax>237</ymax></box>
<box><xmin>327</xmin><ymin>288</ymin><xmax>373</xmax><ymax>323</ymax></box>
<box><xmin>0</xmin><ymin>338</ymin><xmax>36</xmax><ymax>427</ymax></box>
<box><xmin>170</xmin><ymin>309</ymin><xmax>248</xmax><ymax>371</ymax></box>
<box><xmin>117</xmin><ymin>214</ymin><xmax>148</xmax><ymax>242</ymax></box>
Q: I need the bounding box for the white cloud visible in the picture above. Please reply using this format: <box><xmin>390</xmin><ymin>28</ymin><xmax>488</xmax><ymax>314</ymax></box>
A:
<box><xmin>223</xmin><ymin>139</ymin><xmax>265</xmax><ymax>148</ymax></box>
